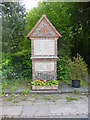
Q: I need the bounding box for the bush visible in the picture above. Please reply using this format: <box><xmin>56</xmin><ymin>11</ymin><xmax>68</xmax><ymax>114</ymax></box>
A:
<box><xmin>57</xmin><ymin>56</ymin><xmax>70</xmax><ymax>81</ymax></box>
<box><xmin>2</xmin><ymin>52</ymin><xmax>14</xmax><ymax>80</ymax></box>
<box><xmin>11</xmin><ymin>49</ymin><xmax>32</xmax><ymax>80</ymax></box>
<box><xmin>68</xmin><ymin>53</ymin><xmax>88</xmax><ymax>81</ymax></box>
<box><xmin>2</xmin><ymin>50</ymin><xmax>32</xmax><ymax>81</ymax></box>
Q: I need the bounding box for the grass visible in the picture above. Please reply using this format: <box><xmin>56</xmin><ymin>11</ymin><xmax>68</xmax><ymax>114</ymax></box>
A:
<box><xmin>2</xmin><ymin>79</ymin><xmax>32</xmax><ymax>88</ymax></box>
<box><xmin>8</xmin><ymin>97</ymin><xmax>12</xmax><ymax>101</ymax></box>
<box><xmin>43</xmin><ymin>95</ymin><xmax>51</xmax><ymax>101</ymax></box>
<box><xmin>0</xmin><ymin>93</ymin><xmax>5</xmax><ymax>97</ymax></box>
<box><xmin>66</xmin><ymin>97</ymin><xmax>78</xmax><ymax>102</ymax></box>
<box><xmin>2</xmin><ymin>79</ymin><xmax>32</xmax><ymax>94</ymax></box>
<box><xmin>22</xmin><ymin>97</ymin><xmax>27</xmax><ymax>101</ymax></box>
<box><xmin>11</xmin><ymin>94</ymin><xmax>19</xmax><ymax>100</ymax></box>
<box><xmin>7</xmin><ymin>94</ymin><xmax>19</xmax><ymax>102</ymax></box>
<box><xmin>31</xmin><ymin>94</ymin><xmax>36</xmax><ymax>98</ymax></box>
<box><xmin>52</xmin><ymin>97</ymin><xmax>56</xmax><ymax>103</ymax></box>
<box><xmin>31</xmin><ymin>94</ymin><xmax>38</xmax><ymax>98</ymax></box>
<box><xmin>72</xmin><ymin>90</ymin><xmax>82</xmax><ymax>95</ymax></box>
<box><xmin>10</xmin><ymin>86</ymin><xmax>17</xmax><ymax>94</ymax></box>
<box><xmin>13</xmin><ymin>99</ymin><xmax>18</xmax><ymax>103</ymax></box>
<box><xmin>30</xmin><ymin>94</ymin><xmax>38</xmax><ymax>100</ymax></box>
<box><xmin>80</xmin><ymin>80</ymin><xmax>88</xmax><ymax>87</ymax></box>
<box><xmin>72</xmin><ymin>90</ymin><xmax>76</xmax><ymax>95</ymax></box>
<box><xmin>52</xmin><ymin>99</ymin><xmax>56</xmax><ymax>103</ymax></box>
<box><xmin>22</xmin><ymin>89</ymin><xmax>30</xmax><ymax>95</ymax></box>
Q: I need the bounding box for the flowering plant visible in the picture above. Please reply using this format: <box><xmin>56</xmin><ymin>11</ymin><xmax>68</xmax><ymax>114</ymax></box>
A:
<box><xmin>31</xmin><ymin>79</ymin><xmax>58</xmax><ymax>86</ymax></box>
<box><xmin>40</xmin><ymin>78</ymin><xmax>45</xmax><ymax>83</ymax></box>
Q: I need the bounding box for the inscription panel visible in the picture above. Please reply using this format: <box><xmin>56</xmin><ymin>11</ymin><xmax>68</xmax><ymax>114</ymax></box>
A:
<box><xmin>34</xmin><ymin>39</ymin><xmax>55</xmax><ymax>55</ymax></box>
<box><xmin>35</xmin><ymin>62</ymin><xmax>54</xmax><ymax>72</ymax></box>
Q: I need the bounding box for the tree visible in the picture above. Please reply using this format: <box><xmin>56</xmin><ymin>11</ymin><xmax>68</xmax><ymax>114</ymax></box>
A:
<box><xmin>26</xmin><ymin>2</ymin><xmax>90</xmax><ymax>66</ymax></box>
<box><xmin>26</xmin><ymin>2</ymin><xmax>72</xmax><ymax>58</ymax></box>
<box><xmin>2</xmin><ymin>2</ymin><xmax>26</xmax><ymax>54</ymax></box>
<box><xmin>67</xmin><ymin>2</ymin><xmax>90</xmax><ymax>65</ymax></box>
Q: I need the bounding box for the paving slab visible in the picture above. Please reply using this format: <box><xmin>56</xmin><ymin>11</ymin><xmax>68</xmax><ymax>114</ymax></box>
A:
<box><xmin>0</xmin><ymin>98</ymin><xmax>2</xmax><ymax>107</ymax></box>
<box><xmin>59</xmin><ymin>82</ymin><xmax>88</xmax><ymax>93</ymax></box>
<box><xmin>59</xmin><ymin>85</ymin><xmax>73</xmax><ymax>93</ymax></box>
<box><xmin>49</xmin><ymin>104</ymin><xmax>77</xmax><ymax>116</ymax></box>
<box><xmin>73</xmin><ymin>103</ymin><xmax>88</xmax><ymax>114</ymax></box>
<box><xmin>74</xmin><ymin>87</ymin><xmax>88</xmax><ymax>93</ymax></box>
<box><xmin>35</xmin><ymin>104</ymin><xmax>50</xmax><ymax>117</ymax></box>
<box><xmin>2</xmin><ymin>101</ymin><xmax>14</xmax><ymax>106</ymax></box>
<box><xmin>0</xmin><ymin>106</ymin><xmax>2</xmax><ymax>116</ymax></box>
<box><xmin>2</xmin><ymin>106</ymin><xmax>23</xmax><ymax>117</ymax></box>
<box><xmin>0</xmin><ymin>102</ymin><xmax>2</xmax><ymax>106</ymax></box>
<box><xmin>14</xmin><ymin>101</ymin><xmax>33</xmax><ymax>106</ymax></box>
<box><xmin>0</xmin><ymin>98</ymin><xmax>2</xmax><ymax>102</ymax></box>
<box><xmin>21</xmin><ymin>105</ymin><xmax>38</xmax><ymax>117</ymax></box>
<box><xmin>21</xmin><ymin>104</ymin><xmax>50</xmax><ymax>118</ymax></box>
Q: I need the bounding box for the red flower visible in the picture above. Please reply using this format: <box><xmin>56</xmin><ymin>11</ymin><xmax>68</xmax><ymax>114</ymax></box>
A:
<box><xmin>40</xmin><ymin>78</ymin><xmax>45</xmax><ymax>83</ymax></box>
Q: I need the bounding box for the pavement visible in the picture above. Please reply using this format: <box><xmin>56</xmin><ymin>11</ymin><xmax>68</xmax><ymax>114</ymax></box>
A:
<box><xmin>0</xmin><ymin>93</ymin><xmax>88</xmax><ymax>119</ymax></box>
<box><xmin>59</xmin><ymin>82</ymin><xmax>88</xmax><ymax>93</ymax></box>
<box><xmin>1</xmin><ymin>82</ymin><xmax>88</xmax><ymax>119</ymax></box>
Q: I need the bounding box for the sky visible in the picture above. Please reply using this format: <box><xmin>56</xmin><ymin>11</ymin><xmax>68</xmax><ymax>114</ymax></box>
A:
<box><xmin>22</xmin><ymin>0</ymin><xmax>40</xmax><ymax>11</ymax></box>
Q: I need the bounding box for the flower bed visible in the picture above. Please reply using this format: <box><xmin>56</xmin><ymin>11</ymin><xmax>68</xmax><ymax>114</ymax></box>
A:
<box><xmin>31</xmin><ymin>79</ymin><xmax>58</xmax><ymax>90</ymax></box>
<box><xmin>32</xmin><ymin>85</ymin><xmax>58</xmax><ymax>90</ymax></box>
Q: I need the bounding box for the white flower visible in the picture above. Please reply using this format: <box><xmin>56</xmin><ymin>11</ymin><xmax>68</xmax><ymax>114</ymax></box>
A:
<box><xmin>5</xmin><ymin>94</ymin><xmax>8</xmax><ymax>97</ymax></box>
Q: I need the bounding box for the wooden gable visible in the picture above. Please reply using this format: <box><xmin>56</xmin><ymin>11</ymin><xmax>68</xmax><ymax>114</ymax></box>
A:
<box><xmin>27</xmin><ymin>14</ymin><xmax>62</xmax><ymax>39</ymax></box>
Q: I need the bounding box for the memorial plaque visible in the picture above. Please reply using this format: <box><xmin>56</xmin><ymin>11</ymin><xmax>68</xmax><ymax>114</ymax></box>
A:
<box><xmin>34</xmin><ymin>39</ymin><xmax>55</xmax><ymax>56</ymax></box>
<box><xmin>35</xmin><ymin>62</ymin><xmax>54</xmax><ymax>71</ymax></box>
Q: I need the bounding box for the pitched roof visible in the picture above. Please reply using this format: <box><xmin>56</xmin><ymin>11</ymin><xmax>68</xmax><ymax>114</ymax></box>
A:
<box><xmin>27</xmin><ymin>14</ymin><xmax>62</xmax><ymax>39</ymax></box>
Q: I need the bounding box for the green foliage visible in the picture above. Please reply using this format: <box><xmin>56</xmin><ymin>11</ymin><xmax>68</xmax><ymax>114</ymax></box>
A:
<box><xmin>31</xmin><ymin>80</ymin><xmax>45</xmax><ymax>86</ymax></box>
<box><xmin>2</xmin><ymin>2</ymin><xmax>31</xmax><ymax>86</ymax></box>
<box><xmin>2</xmin><ymin>52</ymin><xmax>14</xmax><ymax>80</ymax></box>
<box><xmin>10</xmin><ymin>86</ymin><xmax>17</xmax><ymax>94</ymax></box>
<box><xmin>66</xmin><ymin>97</ymin><xmax>78</xmax><ymax>102</ymax></box>
<box><xmin>57</xmin><ymin>54</ymin><xmax>88</xmax><ymax>86</ymax></box>
<box><xmin>31</xmin><ymin>80</ymin><xmax>58</xmax><ymax>86</ymax></box>
<box><xmin>80</xmin><ymin>79</ymin><xmax>88</xmax><ymax>87</ymax></box>
<box><xmin>1</xmin><ymin>2</ymin><xmax>33</xmax><ymax>84</ymax></box>
<box><xmin>11</xmin><ymin>49</ymin><xmax>32</xmax><ymax>79</ymax></box>
<box><xmin>68</xmin><ymin>53</ymin><xmax>88</xmax><ymax>80</ymax></box>
<box><xmin>2</xmin><ymin>2</ymin><xmax>26</xmax><ymax>53</ymax></box>
<box><xmin>13</xmin><ymin>99</ymin><xmax>18</xmax><ymax>103</ymax></box>
<box><xmin>57</xmin><ymin>56</ymin><xmax>70</xmax><ymax>81</ymax></box>
<box><xmin>2</xmin><ymin>2</ymin><xmax>31</xmax><ymax>82</ymax></box>
<box><xmin>2</xmin><ymin>80</ymin><xmax>18</xmax><ymax>89</ymax></box>
<box><xmin>12</xmin><ymin>94</ymin><xmax>19</xmax><ymax>100</ymax></box>
<box><xmin>43</xmin><ymin>95</ymin><xmax>51</xmax><ymax>101</ymax></box>
<box><xmin>67</xmin><ymin>3</ymin><xmax>90</xmax><ymax>64</ymax></box>
<box><xmin>26</xmin><ymin>2</ymin><xmax>72</xmax><ymax>57</ymax></box>
<box><xmin>2</xmin><ymin>2</ymin><xmax>89</xmax><ymax>88</ymax></box>
<box><xmin>2</xmin><ymin>50</ymin><xmax>32</xmax><ymax>81</ymax></box>
<box><xmin>22</xmin><ymin>97</ymin><xmax>27</xmax><ymax>101</ymax></box>
<box><xmin>22</xmin><ymin>89</ymin><xmax>30</xmax><ymax>95</ymax></box>
<box><xmin>8</xmin><ymin>97</ymin><xmax>12</xmax><ymax>101</ymax></box>
<box><xmin>26</xmin><ymin>2</ymin><xmax>89</xmax><ymax>66</ymax></box>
